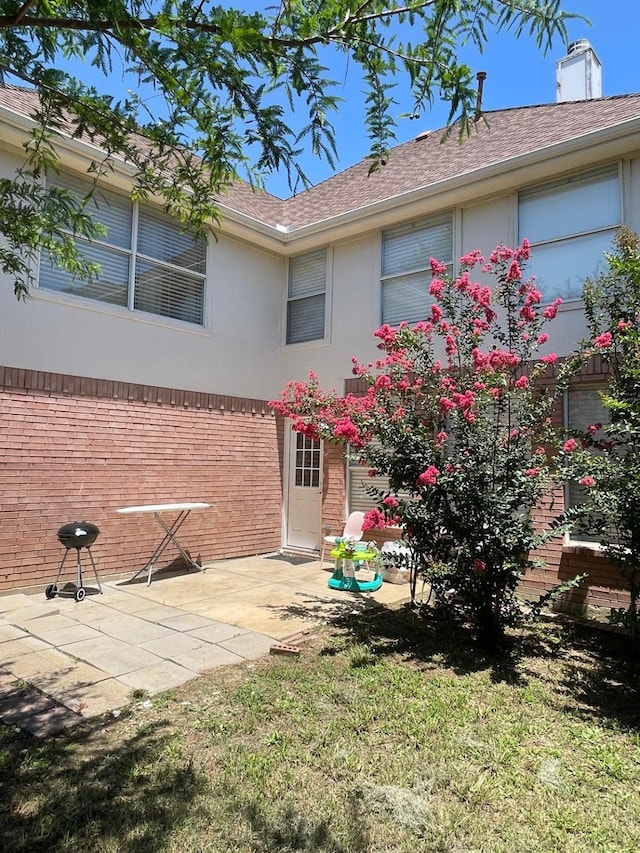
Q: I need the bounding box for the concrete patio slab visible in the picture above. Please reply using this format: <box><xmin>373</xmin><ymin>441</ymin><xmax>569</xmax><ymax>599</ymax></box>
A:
<box><xmin>17</xmin><ymin>655</ymin><xmax>111</xmax><ymax>702</ymax></box>
<box><xmin>0</xmin><ymin>684</ymin><xmax>53</xmax><ymax>722</ymax></box>
<box><xmin>60</xmin><ymin>636</ymin><xmax>165</xmax><ymax>676</ymax></box>
<box><xmin>186</xmin><ymin>621</ymin><xmax>248</xmax><ymax>644</ymax></box>
<box><xmin>113</xmin><ymin>603</ymin><xmax>195</xmax><ymax>622</ymax></box>
<box><xmin>117</xmin><ymin>660</ymin><xmax>198</xmax><ymax>694</ymax></box>
<box><xmin>29</xmin><ymin>705</ymin><xmax>83</xmax><ymax>737</ymax></box>
<box><xmin>0</xmin><ymin>623</ymin><xmax>28</xmax><ymax>642</ymax></box>
<box><xmin>218</xmin><ymin>631</ymin><xmax>279</xmax><ymax>660</ymax></box>
<box><xmin>34</xmin><ymin>624</ymin><xmax>103</xmax><ymax>646</ymax></box>
<box><xmin>0</xmin><ymin>593</ymin><xmax>32</xmax><ymax>613</ymax></box>
<box><xmin>55</xmin><ymin>677</ymin><xmax>135</xmax><ymax>718</ymax></box>
<box><xmin>0</xmin><ymin>552</ymin><xmax>411</xmax><ymax>734</ymax></box>
<box><xmin>86</xmin><ymin>612</ymin><xmax>175</xmax><ymax>644</ymax></box>
<box><xmin>157</xmin><ymin>612</ymin><xmax>214</xmax><ymax>631</ymax></box>
<box><xmin>1</xmin><ymin>635</ymin><xmax>53</xmax><ymax>667</ymax></box>
<box><xmin>140</xmin><ymin>633</ymin><xmax>244</xmax><ymax>673</ymax></box>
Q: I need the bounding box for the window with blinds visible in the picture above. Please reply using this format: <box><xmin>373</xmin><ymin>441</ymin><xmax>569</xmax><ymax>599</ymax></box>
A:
<box><xmin>286</xmin><ymin>249</ymin><xmax>326</xmax><ymax>345</ymax></box>
<box><xmin>348</xmin><ymin>456</ymin><xmax>390</xmax><ymax>512</ymax></box>
<box><xmin>381</xmin><ymin>213</ymin><xmax>453</xmax><ymax>325</ymax></box>
<box><xmin>39</xmin><ymin>172</ymin><xmax>207</xmax><ymax>324</ymax></box>
<box><xmin>519</xmin><ymin>166</ymin><xmax>620</xmax><ymax>303</ymax></box>
<box><xmin>566</xmin><ymin>384</ymin><xmax>610</xmax><ymax>544</ymax></box>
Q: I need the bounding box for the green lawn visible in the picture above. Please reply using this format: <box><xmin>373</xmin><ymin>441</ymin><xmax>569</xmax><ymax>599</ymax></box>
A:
<box><xmin>1</xmin><ymin>606</ymin><xmax>639</xmax><ymax>852</ymax></box>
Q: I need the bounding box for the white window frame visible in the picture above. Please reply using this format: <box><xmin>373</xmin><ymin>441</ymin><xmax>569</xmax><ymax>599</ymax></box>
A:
<box><xmin>38</xmin><ymin>171</ymin><xmax>207</xmax><ymax>326</ymax></box>
<box><xmin>380</xmin><ymin>212</ymin><xmax>453</xmax><ymax>326</ymax></box>
<box><xmin>285</xmin><ymin>248</ymin><xmax>328</xmax><ymax>346</ymax></box>
<box><xmin>519</xmin><ymin>165</ymin><xmax>621</xmax><ymax>305</ymax></box>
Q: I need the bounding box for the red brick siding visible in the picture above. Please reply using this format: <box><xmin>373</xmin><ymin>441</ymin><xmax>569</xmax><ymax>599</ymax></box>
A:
<box><xmin>321</xmin><ymin>441</ymin><xmax>346</xmax><ymax>534</ymax></box>
<box><xmin>0</xmin><ymin>367</ymin><xmax>282</xmax><ymax>591</ymax></box>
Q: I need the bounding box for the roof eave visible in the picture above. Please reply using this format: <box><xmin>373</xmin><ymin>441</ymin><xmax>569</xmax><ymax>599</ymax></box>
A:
<box><xmin>255</xmin><ymin>114</ymin><xmax>640</xmax><ymax>253</ymax></box>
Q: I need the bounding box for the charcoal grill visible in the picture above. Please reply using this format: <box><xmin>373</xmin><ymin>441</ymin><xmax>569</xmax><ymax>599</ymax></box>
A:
<box><xmin>45</xmin><ymin>521</ymin><xmax>102</xmax><ymax>602</ymax></box>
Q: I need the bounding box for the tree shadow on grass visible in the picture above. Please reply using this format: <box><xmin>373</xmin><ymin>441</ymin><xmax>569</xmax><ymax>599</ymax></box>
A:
<box><xmin>267</xmin><ymin>592</ymin><xmax>553</xmax><ymax>685</ymax></box>
<box><xmin>231</xmin><ymin>791</ymin><xmax>371</xmax><ymax>853</ymax></box>
<box><xmin>549</xmin><ymin>620</ymin><xmax>640</xmax><ymax>731</ymax></box>
<box><xmin>0</xmin><ymin>714</ymin><xmax>208</xmax><ymax>853</ymax></box>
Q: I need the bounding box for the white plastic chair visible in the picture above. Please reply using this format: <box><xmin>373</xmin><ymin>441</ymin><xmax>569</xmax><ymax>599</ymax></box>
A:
<box><xmin>320</xmin><ymin>511</ymin><xmax>366</xmax><ymax>564</ymax></box>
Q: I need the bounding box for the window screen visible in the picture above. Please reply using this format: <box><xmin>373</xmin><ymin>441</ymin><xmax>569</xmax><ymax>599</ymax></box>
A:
<box><xmin>381</xmin><ymin>213</ymin><xmax>453</xmax><ymax>325</ymax></box>
<box><xmin>40</xmin><ymin>171</ymin><xmax>206</xmax><ymax>324</ymax></box>
<box><xmin>287</xmin><ymin>249</ymin><xmax>326</xmax><ymax>344</ymax></box>
<box><xmin>519</xmin><ymin>166</ymin><xmax>620</xmax><ymax>302</ymax></box>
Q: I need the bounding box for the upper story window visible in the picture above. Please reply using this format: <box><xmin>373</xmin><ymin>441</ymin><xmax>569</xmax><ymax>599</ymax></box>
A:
<box><xmin>286</xmin><ymin>249</ymin><xmax>326</xmax><ymax>345</ymax></box>
<box><xmin>381</xmin><ymin>213</ymin><xmax>453</xmax><ymax>326</ymax></box>
<box><xmin>519</xmin><ymin>166</ymin><xmax>620</xmax><ymax>304</ymax></box>
<box><xmin>39</xmin><ymin>171</ymin><xmax>207</xmax><ymax>325</ymax></box>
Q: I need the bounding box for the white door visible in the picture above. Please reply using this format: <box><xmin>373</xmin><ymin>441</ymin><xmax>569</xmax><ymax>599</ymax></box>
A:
<box><xmin>286</xmin><ymin>430</ymin><xmax>323</xmax><ymax>550</ymax></box>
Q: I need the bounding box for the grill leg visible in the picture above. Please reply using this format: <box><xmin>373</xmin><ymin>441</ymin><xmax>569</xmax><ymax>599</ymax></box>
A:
<box><xmin>53</xmin><ymin>549</ymin><xmax>70</xmax><ymax>587</ymax></box>
<box><xmin>86</xmin><ymin>546</ymin><xmax>103</xmax><ymax>594</ymax></box>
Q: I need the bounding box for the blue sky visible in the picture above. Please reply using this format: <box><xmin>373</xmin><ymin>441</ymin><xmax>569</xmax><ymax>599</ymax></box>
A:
<box><xmin>263</xmin><ymin>0</ymin><xmax>640</xmax><ymax>197</ymax></box>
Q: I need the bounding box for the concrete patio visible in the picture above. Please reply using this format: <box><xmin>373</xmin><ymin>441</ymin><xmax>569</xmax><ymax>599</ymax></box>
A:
<box><xmin>0</xmin><ymin>553</ymin><xmax>409</xmax><ymax>737</ymax></box>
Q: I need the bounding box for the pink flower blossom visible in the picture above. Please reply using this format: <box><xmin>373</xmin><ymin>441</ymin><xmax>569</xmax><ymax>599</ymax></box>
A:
<box><xmin>435</xmin><ymin>431</ymin><xmax>449</xmax><ymax>445</ymax></box>
<box><xmin>515</xmin><ymin>376</ymin><xmax>529</xmax><ymax>389</ymax></box>
<box><xmin>375</xmin><ymin>374</ymin><xmax>392</xmax><ymax>390</ymax></box>
<box><xmin>617</xmin><ymin>319</ymin><xmax>632</xmax><ymax>330</ymax></box>
<box><xmin>542</xmin><ymin>298</ymin><xmax>563</xmax><ymax>320</ymax></box>
<box><xmin>417</xmin><ymin>465</ymin><xmax>440</xmax><ymax>487</ymax></box>
<box><xmin>520</xmin><ymin>304</ymin><xmax>537</xmax><ymax>323</ymax></box>
<box><xmin>537</xmin><ymin>333</ymin><xmax>549</xmax><ymax>345</ymax></box>
<box><xmin>506</xmin><ymin>260</ymin><xmax>522</xmax><ymax>283</ymax></box>
<box><xmin>489</xmin><ymin>245</ymin><xmax>514</xmax><ymax>264</ymax></box>
<box><xmin>459</xmin><ymin>249</ymin><xmax>484</xmax><ymax>268</ymax></box>
<box><xmin>383</xmin><ymin>495</ymin><xmax>399</xmax><ymax>508</ymax></box>
<box><xmin>333</xmin><ymin>417</ymin><xmax>360</xmax><ymax>444</ymax></box>
<box><xmin>525</xmin><ymin>467</ymin><xmax>540</xmax><ymax>477</ymax></box>
<box><xmin>515</xmin><ymin>238</ymin><xmax>531</xmax><ymax>261</ymax></box>
<box><xmin>579</xmin><ymin>476</ymin><xmax>596</xmax><ymax>488</ymax></box>
<box><xmin>588</xmin><ymin>423</ymin><xmax>603</xmax><ymax>434</ymax></box>
<box><xmin>454</xmin><ymin>272</ymin><xmax>471</xmax><ymax>292</ymax></box>
<box><xmin>431</xmin><ymin>303</ymin><xmax>443</xmax><ymax>322</ymax></box>
<box><xmin>540</xmin><ymin>353</ymin><xmax>558</xmax><ymax>364</ymax></box>
<box><xmin>429</xmin><ymin>278</ymin><xmax>445</xmax><ymax>298</ymax></box>
<box><xmin>430</xmin><ymin>258</ymin><xmax>447</xmax><ymax>275</ymax></box>
<box><xmin>439</xmin><ymin>397</ymin><xmax>457</xmax><ymax>412</ymax></box>
<box><xmin>594</xmin><ymin>331</ymin><xmax>613</xmax><ymax>349</ymax></box>
<box><xmin>473</xmin><ymin>559</ymin><xmax>486</xmax><ymax>572</ymax></box>
<box><xmin>373</xmin><ymin>324</ymin><xmax>397</xmax><ymax>346</ymax></box>
<box><xmin>368</xmin><ymin>469</ymin><xmax>379</xmax><ymax>477</ymax></box>
<box><xmin>362</xmin><ymin>508</ymin><xmax>387</xmax><ymax>531</ymax></box>
<box><xmin>563</xmin><ymin>439</ymin><xmax>578</xmax><ymax>452</ymax></box>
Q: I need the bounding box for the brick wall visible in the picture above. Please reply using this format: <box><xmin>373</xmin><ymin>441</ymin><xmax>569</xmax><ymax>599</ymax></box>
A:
<box><xmin>0</xmin><ymin>367</ymin><xmax>283</xmax><ymax>591</ymax></box>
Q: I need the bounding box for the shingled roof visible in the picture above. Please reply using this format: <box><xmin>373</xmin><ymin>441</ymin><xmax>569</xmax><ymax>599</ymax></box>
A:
<box><xmin>2</xmin><ymin>85</ymin><xmax>640</xmax><ymax>231</ymax></box>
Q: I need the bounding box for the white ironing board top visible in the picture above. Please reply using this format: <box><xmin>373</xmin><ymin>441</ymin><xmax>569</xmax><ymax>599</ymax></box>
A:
<box><xmin>116</xmin><ymin>502</ymin><xmax>210</xmax><ymax>514</ymax></box>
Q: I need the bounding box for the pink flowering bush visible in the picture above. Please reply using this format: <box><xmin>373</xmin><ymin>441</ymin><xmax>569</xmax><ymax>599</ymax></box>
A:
<box><xmin>556</xmin><ymin>227</ymin><xmax>640</xmax><ymax>646</ymax></box>
<box><xmin>271</xmin><ymin>240</ymin><xmax>579</xmax><ymax>649</ymax></box>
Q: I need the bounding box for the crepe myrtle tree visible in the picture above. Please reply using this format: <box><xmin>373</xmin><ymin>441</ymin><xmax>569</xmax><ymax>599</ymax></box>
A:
<box><xmin>271</xmin><ymin>242</ymin><xmax>583</xmax><ymax>649</ymax></box>
<box><xmin>0</xmin><ymin>1</ymin><xmax>580</xmax><ymax>299</ymax></box>
<box><xmin>556</xmin><ymin>227</ymin><xmax>640</xmax><ymax>646</ymax></box>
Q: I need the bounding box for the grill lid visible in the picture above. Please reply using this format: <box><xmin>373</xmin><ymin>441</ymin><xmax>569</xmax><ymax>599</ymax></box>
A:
<box><xmin>57</xmin><ymin>522</ymin><xmax>100</xmax><ymax>549</ymax></box>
